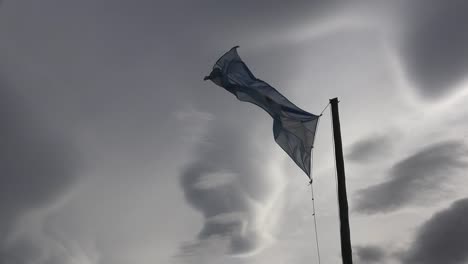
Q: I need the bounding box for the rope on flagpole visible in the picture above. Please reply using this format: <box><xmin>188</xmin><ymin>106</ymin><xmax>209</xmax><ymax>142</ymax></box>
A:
<box><xmin>308</xmin><ymin>103</ymin><xmax>326</xmax><ymax>264</ymax></box>
<box><xmin>297</xmin><ymin>100</ymin><xmax>329</xmax><ymax>264</ymax></box>
<box><xmin>319</xmin><ymin>102</ymin><xmax>331</xmax><ymax>116</ymax></box>
<box><xmin>309</xmin><ymin>180</ymin><xmax>322</xmax><ymax>264</ymax></box>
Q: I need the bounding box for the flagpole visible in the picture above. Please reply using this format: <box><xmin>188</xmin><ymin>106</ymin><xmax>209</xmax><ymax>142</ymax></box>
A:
<box><xmin>329</xmin><ymin>98</ymin><xmax>353</xmax><ymax>264</ymax></box>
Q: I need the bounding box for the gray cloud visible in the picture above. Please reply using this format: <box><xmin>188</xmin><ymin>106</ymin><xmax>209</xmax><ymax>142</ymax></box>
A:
<box><xmin>346</xmin><ymin>135</ymin><xmax>392</xmax><ymax>163</ymax></box>
<box><xmin>400</xmin><ymin>0</ymin><xmax>468</xmax><ymax>99</ymax></box>
<box><xmin>402</xmin><ymin>198</ymin><xmax>468</xmax><ymax>264</ymax></box>
<box><xmin>2</xmin><ymin>1</ymin><xmax>468</xmax><ymax>263</ymax></box>
<box><xmin>179</xmin><ymin>117</ymin><xmax>274</xmax><ymax>256</ymax></box>
<box><xmin>355</xmin><ymin>140</ymin><xmax>468</xmax><ymax>214</ymax></box>
<box><xmin>0</xmin><ymin>84</ymin><xmax>79</xmax><ymax>259</ymax></box>
<box><xmin>180</xmin><ymin>0</ymin><xmax>342</xmax><ymax>44</ymax></box>
<box><xmin>354</xmin><ymin>245</ymin><xmax>386</xmax><ymax>264</ymax></box>
<box><xmin>0</xmin><ymin>238</ymin><xmax>39</xmax><ymax>264</ymax></box>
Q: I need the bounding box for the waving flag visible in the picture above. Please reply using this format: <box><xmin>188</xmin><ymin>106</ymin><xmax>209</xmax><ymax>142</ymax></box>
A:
<box><xmin>204</xmin><ymin>46</ymin><xmax>319</xmax><ymax>178</ymax></box>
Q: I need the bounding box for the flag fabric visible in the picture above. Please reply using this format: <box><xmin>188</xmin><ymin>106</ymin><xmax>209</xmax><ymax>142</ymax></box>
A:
<box><xmin>204</xmin><ymin>46</ymin><xmax>319</xmax><ymax>178</ymax></box>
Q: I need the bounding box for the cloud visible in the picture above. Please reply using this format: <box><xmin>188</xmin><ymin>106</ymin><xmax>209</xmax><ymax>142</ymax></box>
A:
<box><xmin>354</xmin><ymin>245</ymin><xmax>386</xmax><ymax>264</ymax></box>
<box><xmin>0</xmin><ymin>232</ymin><xmax>100</xmax><ymax>264</ymax></box>
<box><xmin>179</xmin><ymin>117</ymin><xmax>278</xmax><ymax>256</ymax></box>
<box><xmin>346</xmin><ymin>135</ymin><xmax>392</xmax><ymax>163</ymax></box>
<box><xmin>400</xmin><ymin>0</ymin><xmax>468</xmax><ymax>99</ymax></box>
<box><xmin>402</xmin><ymin>198</ymin><xmax>468</xmax><ymax>264</ymax></box>
<box><xmin>0</xmin><ymin>238</ymin><xmax>40</xmax><ymax>264</ymax></box>
<box><xmin>354</xmin><ymin>140</ymin><xmax>468</xmax><ymax>213</ymax></box>
<box><xmin>188</xmin><ymin>0</ymin><xmax>341</xmax><ymax>35</ymax></box>
<box><xmin>0</xmin><ymin>84</ymin><xmax>79</xmax><ymax>261</ymax></box>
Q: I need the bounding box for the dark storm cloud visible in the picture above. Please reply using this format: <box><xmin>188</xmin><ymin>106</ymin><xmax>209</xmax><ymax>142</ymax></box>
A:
<box><xmin>355</xmin><ymin>140</ymin><xmax>468</xmax><ymax>214</ymax></box>
<box><xmin>0</xmin><ymin>84</ymin><xmax>78</xmax><ymax>242</ymax></box>
<box><xmin>402</xmin><ymin>198</ymin><xmax>468</xmax><ymax>264</ymax></box>
<box><xmin>400</xmin><ymin>0</ymin><xmax>468</xmax><ymax>99</ymax></box>
<box><xmin>346</xmin><ymin>135</ymin><xmax>392</xmax><ymax>163</ymax></box>
<box><xmin>180</xmin><ymin>118</ymin><xmax>272</xmax><ymax>255</ymax></box>
<box><xmin>0</xmin><ymin>239</ymin><xmax>41</xmax><ymax>264</ymax></box>
<box><xmin>354</xmin><ymin>245</ymin><xmax>386</xmax><ymax>264</ymax></box>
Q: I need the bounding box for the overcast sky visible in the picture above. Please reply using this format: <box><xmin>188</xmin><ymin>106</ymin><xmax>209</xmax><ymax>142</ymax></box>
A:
<box><xmin>1</xmin><ymin>1</ymin><xmax>468</xmax><ymax>264</ymax></box>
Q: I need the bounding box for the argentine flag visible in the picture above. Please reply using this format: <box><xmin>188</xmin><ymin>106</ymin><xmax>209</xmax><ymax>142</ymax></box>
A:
<box><xmin>204</xmin><ymin>46</ymin><xmax>319</xmax><ymax>179</ymax></box>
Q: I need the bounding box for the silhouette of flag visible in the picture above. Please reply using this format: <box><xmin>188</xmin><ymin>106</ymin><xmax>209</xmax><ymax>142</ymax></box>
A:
<box><xmin>204</xmin><ymin>46</ymin><xmax>319</xmax><ymax>178</ymax></box>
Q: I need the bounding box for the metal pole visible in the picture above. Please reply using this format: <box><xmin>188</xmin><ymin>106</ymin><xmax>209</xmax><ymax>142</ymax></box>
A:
<box><xmin>329</xmin><ymin>97</ymin><xmax>353</xmax><ymax>264</ymax></box>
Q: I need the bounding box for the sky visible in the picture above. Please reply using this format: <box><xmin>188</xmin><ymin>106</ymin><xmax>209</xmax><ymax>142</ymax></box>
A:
<box><xmin>1</xmin><ymin>1</ymin><xmax>468</xmax><ymax>264</ymax></box>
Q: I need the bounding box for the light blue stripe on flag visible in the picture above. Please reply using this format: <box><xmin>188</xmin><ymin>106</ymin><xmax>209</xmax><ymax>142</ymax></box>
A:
<box><xmin>204</xmin><ymin>46</ymin><xmax>319</xmax><ymax>178</ymax></box>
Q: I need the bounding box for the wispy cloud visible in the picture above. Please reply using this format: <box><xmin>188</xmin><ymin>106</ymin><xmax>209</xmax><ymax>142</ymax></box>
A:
<box><xmin>179</xmin><ymin>118</ymin><xmax>281</xmax><ymax>257</ymax></box>
<box><xmin>0</xmin><ymin>86</ymin><xmax>81</xmax><ymax>263</ymax></box>
<box><xmin>354</xmin><ymin>140</ymin><xmax>468</xmax><ymax>213</ymax></box>
<box><xmin>346</xmin><ymin>134</ymin><xmax>393</xmax><ymax>163</ymax></box>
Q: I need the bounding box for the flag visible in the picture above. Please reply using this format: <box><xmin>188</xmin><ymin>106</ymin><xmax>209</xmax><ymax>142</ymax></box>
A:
<box><xmin>204</xmin><ymin>46</ymin><xmax>319</xmax><ymax>178</ymax></box>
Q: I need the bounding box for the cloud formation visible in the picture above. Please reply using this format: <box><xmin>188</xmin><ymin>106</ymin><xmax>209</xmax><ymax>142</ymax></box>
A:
<box><xmin>2</xmin><ymin>1</ymin><xmax>468</xmax><ymax>263</ymax></box>
<box><xmin>0</xmin><ymin>85</ymin><xmax>79</xmax><ymax>262</ymax></box>
<box><xmin>354</xmin><ymin>245</ymin><xmax>386</xmax><ymax>264</ymax></box>
<box><xmin>179</xmin><ymin>118</ymin><xmax>278</xmax><ymax>256</ymax></box>
<box><xmin>346</xmin><ymin>135</ymin><xmax>392</xmax><ymax>163</ymax></box>
<box><xmin>402</xmin><ymin>198</ymin><xmax>468</xmax><ymax>264</ymax></box>
<box><xmin>400</xmin><ymin>0</ymin><xmax>468</xmax><ymax>99</ymax></box>
<box><xmin>355</xmin><ymin>140</ymin><xmax>468</xmax><ymax>213</ymax></box>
